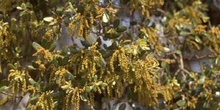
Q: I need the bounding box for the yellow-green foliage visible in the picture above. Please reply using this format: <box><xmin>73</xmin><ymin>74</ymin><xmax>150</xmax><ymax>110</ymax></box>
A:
<box><xmin>0</xmin><ymin>0</ymin><xmax>220</xmax><ymax>110</ymax></box>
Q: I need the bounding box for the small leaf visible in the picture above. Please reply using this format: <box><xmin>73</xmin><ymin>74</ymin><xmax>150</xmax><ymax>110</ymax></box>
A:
<box><xmin>163</xmin><ymin>47</ymin><xmax>170</xmax><ymax>52</ymax></box>
<box><xmin>65</xmin><ymin>73</ymin><xmax>74</xmax><ymax>81</ymax></box>
<box><xmin>85</xmin><ymin>86</ymin><xmax>93</xmax><ymax>92</ymax></box>
<box><xmin>28</xmin><ymin>78</ymin><xmax>40</xmax><ymax>89</ymax></box>
<box><xmin>96</xmin><ymin>81</ymin><xmax>103</xmax><ymax>86</ymax></box>
<box><xmin>215</xmin><ymin>91</ymin><xmax>220</xmax><ymax>97</ymax></box>
<box><xmin>92</xmin><ymin>86</ymin><xmax>97</xmax><ymax>92</ymax></box>
<box><xmin>16</xmin><ymin>6</ymin><xmax>23</xmax><ymax>10</ymax></box>
<box><xmin>56</xmin><ymin>7</ymin><xmax>63</xmax><ymax>15</ymax></box>
<box><xmin>195</xmin><ymin>36</ymin><xmax>202</xmax><ymax>44</ymax></box>
<box><xmin>101</xmin><ymin>83</ymin><xmax>108</xmax><ymax>87</ymax></box>
<box><xmin>20</xmin><ymin>11</ymin><xmax>28</xmax><ymax>17</ymax></box>
<box><xmin>28</xmin><ymin>78</ymin><xmax>37</xmax><ymax>85</ymax></box>
<box><xmin>54</xmin><ymin>101</ymin><xmax>58</xmax><ymax>108</ymax></box>
<box><xmin>172</xmin><ymin>78</ymin><xmax>180</xmax><ymax>87</ymax></box>
<box><xmin>180</xmin><ymin>31</ymin><xmax>191</xmax><ymax>36</ymax></box>
<box><xmin>81</xmin><ymin>40</ymin><xmax>91</xmax><ymax>47</ymax></box>
<box><xmin>102</xmin><ymin>12</ymin><xmax>109</xmax><ymax>23</ymax></box>
<box><xmin>113</xmin><ymin>19</ymin><xmax>120</xmax><ymax>28</ymax></box>
<box><xmin>29</xmin><ymin>96</ymin><xmax>38</xmax><ymax>104</ymax></box>
<box><xmin>105</xmin><ymin>33</ymin><xmax>120</xmax><ymax>39</ymax></box>
<box><xmin>61</xmin><ymin>85</ymin><xmax>70</xmax><ymax>90</ymax></box>
<box><xmin>176</xmin><ymin>100</ymin><xmax>186</xmax><ymax>107</ymax></box>
<box><xmin>0</xmin><ymin>86</ymin><xmax>9</xmax><ymax>92</ymax></box>
<box><xmin>25</xmin><ymin>2</ymin><xmax>33</xmax><ymax>9</ymax></box>
<box><xmin>27</xmin><ymin>65</ymin><xmax>36</xmax><ymax>70</ymax></box>
<box><xmin>161</xmin><ymin>62</ymin><xmax>168</xmax><ymax>68</ymax></box>
<box><xmin>199</xmin><ymin>76</ymin><xmax>205</xmax><ymax>84</ymax></box>
<box><xmin>43</xmin><ymin>17</ymin><xmax>54</xmax><ymax>22</ymax></box>
<box><xmin>32</xmin><ymin>42</ymin><xmax>42</xmax><ymax>51</ymax></box>
<box><xmin>116</xmin><ymin>26</ymin><xmax>127</xmax><ymax>33</ymax></box>
<box><xmin>7</xmin><ymin>63</ymin><xmax>16</xmax><ymax>69</ymax></box>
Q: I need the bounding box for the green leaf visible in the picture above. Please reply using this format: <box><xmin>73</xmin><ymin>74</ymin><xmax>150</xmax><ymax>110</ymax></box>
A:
<box><xmin>29</xmin><ymin>78</ymin><xmax>41</xmax><ymax>89</ymax></box>
<box><xmin>92</xmin><ymin>86</ymin><xmax>97</xmax><ymax>92</ymax></box>
<box><xmin>176</xmin><ymin>100</ymin><xmax>186</xmax><ymax>107</ymax></box>
<box><xmin>101</xmin><ymin>83</ymin><xmax>108</xmax><ymax>87</ymax></box>
<box><xmin>7</xmin><ymin>63</ymin><xmax>16</xmax><ymax>69</ymax></box>
<box><xmin>161</xmin><ymin>61</ymin><xmax>168</xmax><ymax>68</ymax></box>
<box><xmin>25</xmin><ymin>2</ymin><xmax>33</xmax><ymax>9</ymax></box>
<box><xmin>116</xmin><ymin>26</ymin><xmax>127</xmax><ymax>33</ymax></box>
<box><xmin>195</xmin><ymin>36</ymin><xmax>202</xmax><ymax>44</ymax></box>
<box><xmin>32</xmin><ymin>42</ymin><xmax>42</xmax><ymax>51</ymax></box>
<box><xmin>0</xmin><ymin>86</ymin><xmax>8</xmax><ymax>92</ymax></box>
<box><xmin>54</xmin><ymin>101</ymin><xmax>58</xmax><ymax>108</ymax></box>
<box><xmin>96</xmin><ymin>81</ymin><xmax>103</xmax><ymax>86</ymax></box>
<box><xmin>56</xmin><ymin>7</ymin><xmax>63</xmax><ymax>15</ymax></box>
<box><xmin>29</xmin><ymin>96</ymin><xmax>38</xmax><ymax>104</ymax></box>
<box><xmin>105</xmin><ymin>33</ymin><xmax>120</xmax><ymax>39</ymax></box>
<box><xmin>81</xmin><ymin>40</ymin><xmax>91</xmax><ymax>47</ymax></box>
<box><xmin>199</xmin><ymin>75</ymin><xmax>205</xmax><ymax>84</ymax></box>
<box><xmin>27</xmin><ymin>65</ymin><xmax>36</xmax><ymax>70</ymax></box>
<box><xmin>85</xmin><ymin>86</ymin><xmax>93</xmax><ymax>92</ymax></box>
<box><xmin>113</xmin><ymin>19</ymin><xmax>120</xmax><ymax>28</ymax></box>
<box><xmin>180</xmin><ymin>31</ymin><xmax>191</xmax><ymax>36</ymax></box>
<box><xmin>65</xmin><ymin>73</ymin><xmax>75</xmax><ymax>81</ymax></box>
<box><xmin>29</xmin><ymin>78</ymin><xmax>37</xmax><ymax>85</ymax></box>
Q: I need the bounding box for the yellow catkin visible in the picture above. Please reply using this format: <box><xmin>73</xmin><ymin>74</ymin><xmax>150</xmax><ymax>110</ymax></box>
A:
<box><xmin>65</xmin><ymin>92</ymin><xmax>71</xmax><ymax>110</ymax></box>
<box><xmin>118</xmin><ymin>51</ymin><xmax>129</xmax><ymax>73</ymax></box>
<box><xmin>75</xmin><ymin>91</ymin><xmax>80</xmax><ymax>110</ymax></box>
<box><xmin>70</xmin><ymin>88</ymin><xmax>80</xmax><ymax>110</ymax></box>
<box><xmin>44</xmin><ymin>29</ymin><xmax>54</xmax><ymax>42</ymax></box>
<box><xmin>110</xmin><ymin>50</ymin><xmax>119</xmax><ymax>72</ymax></box>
